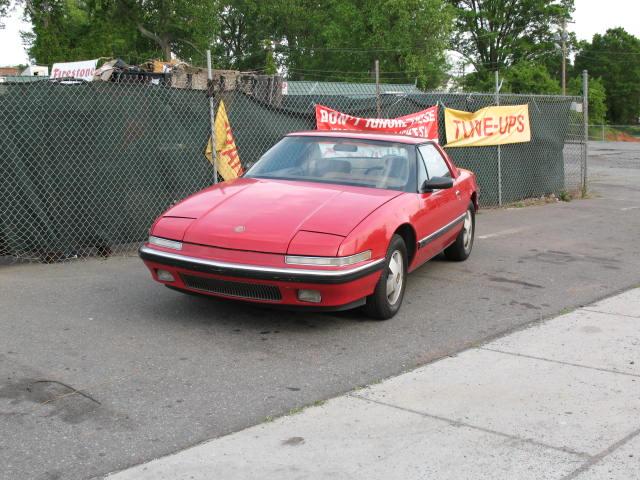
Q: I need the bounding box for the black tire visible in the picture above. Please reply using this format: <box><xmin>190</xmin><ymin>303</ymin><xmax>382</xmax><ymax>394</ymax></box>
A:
<box><xmin>364</xmin><ymin>234</ymin><xmax>408</xmax><ymax>320</ymax></box>
<box><xmin>444</xmin><ymin>202</ymin><xmax>475</xmax><ymax>261</ymax></box>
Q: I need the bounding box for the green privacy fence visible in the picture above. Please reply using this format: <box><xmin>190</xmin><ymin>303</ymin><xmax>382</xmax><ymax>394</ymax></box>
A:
<box><xmin>0</xmin><ymin>78</ymin><xmax>585</xmax><ymax>261</ymax></box>
<box><xmin>224</xmin><ymin>91</ymin><xmax>585</xmax><ymax>207</ymax></box>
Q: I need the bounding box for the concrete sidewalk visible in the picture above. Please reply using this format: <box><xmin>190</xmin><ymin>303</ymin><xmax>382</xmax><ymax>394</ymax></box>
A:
<box><xmin>107</xmin><ymin>288</ymin><xmax>640</xmax><ymax>480</ymax></box>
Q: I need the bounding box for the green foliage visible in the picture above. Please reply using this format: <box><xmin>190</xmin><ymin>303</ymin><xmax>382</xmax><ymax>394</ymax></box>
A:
<box><xmin>558</xmin><ymin>190</ymin><xmax>572</xmax><ymax>202</ymax></box>
<box><xmin>461</xmin><ymin>61</ymin><xmax>561</xmax><ymax>94</ymax></box>
<box><xmin>21</xmin><ymin>0</ymin><xmax>217</xmax><ymax>65</ymax></box>
<box><xmin>503</xmin><ymin>61</ymin><xmax>561</xmax><ymax>94</ymax></box>
<box><xmin>449</xmin><ymin>0</ymin><xmax>573</xmax><ymax>83</ymax></box>
<box><xmin>567</xmin><ymin>76</ymin><xmax>607</xmax><ymax>124</ymax></box>
<box><xmin>213</xmin><ymin>0</ymin><xmax>279</xmax><ymax>71</ymax></box>
<box><xmin>130</xmin><ymin>0</ymin><xmax>218</xmax><ymax>62</ymax></box>
<box><xmin>0</xmin><ymin>0</ymin><xmax>9</xmax><ymax>22</ymax></box>
<box><xmin>575</xmin><ymin>28</ymin><xmax>640</xmax><ymax>124</ymax></box>
<box><xmin>211</xmin><ymin>0</ymin><xmax>454</xmax><ymax>88</ymax></box>
<box><xmin>23</xmin><ymin>0</ymin><xmax>145</xmax><ymax>65</ymax></box>
<box><xmin>264</xmin><ymin>42</ymin><xmax>277</xmax><ymax>75</ymax></box>
<box><xmin>279</xmin><ymin>0</ymin><xmax>454</xmax><ymax>88</ymax></box>
<box><xmin>17</xmin><ymin>0</ymin><xmax>454</xmax><ymax>88</ymax></box>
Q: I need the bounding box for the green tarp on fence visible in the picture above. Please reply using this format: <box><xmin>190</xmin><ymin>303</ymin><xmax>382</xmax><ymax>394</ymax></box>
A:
<box><xmin>0</xmin><ymin>80</ymin><xmax>583</xmax><ymax>260</ymax></box>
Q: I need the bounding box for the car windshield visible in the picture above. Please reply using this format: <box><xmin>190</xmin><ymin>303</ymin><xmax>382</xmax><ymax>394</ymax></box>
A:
<box><xmin>244</xmin><ymin>136</ymin><xmax>417</xmax><ymax>192</ymax></box>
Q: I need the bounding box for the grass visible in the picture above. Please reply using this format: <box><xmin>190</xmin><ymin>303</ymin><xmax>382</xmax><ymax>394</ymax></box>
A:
<box><xmin>589</xmin><ymin>125</ymin><xmax>640</xmax><ymax>143</ymax></box>
<box><xmin>558</xmin><ymin>191</ymin><xmax>572</xmax><ymax>202</ymax></box>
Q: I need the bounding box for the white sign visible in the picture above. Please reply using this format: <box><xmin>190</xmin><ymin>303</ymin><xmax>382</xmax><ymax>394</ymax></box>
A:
<box><xmin>51</xmin><ymin>59</ymin><xmax>98</xmax><ymax>81</ymax></box>
<box><xmin>570</xmin><ymin>102</ymin><xmax>583</xmax><ymax>113</ymax></box>
<box><xmin>281</xmin><ymin>80</ymin><xmax>288</xmax><ymax>95</ymax></box>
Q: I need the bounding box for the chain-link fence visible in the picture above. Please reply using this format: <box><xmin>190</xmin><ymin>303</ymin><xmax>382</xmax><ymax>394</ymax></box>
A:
<box><xmin>586</xmin><ymin>124</ymin><xmax>640</xmax><ymax>142</ymax></box>
<box><xmin>0</xmin><ymin>76</ymin><xmax>586</xmax><ymax>262</ymax></box>
<box><xmin>220</xmin><ymin>88</ymin><xmax>586</xmax><ymax>207</ymax></box>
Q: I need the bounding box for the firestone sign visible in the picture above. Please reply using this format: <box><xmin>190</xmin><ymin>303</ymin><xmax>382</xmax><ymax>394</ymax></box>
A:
<box><xmin>51</xmin><ymin>59</ymin><xmax>99</xmax><ymax>81</ymax></box>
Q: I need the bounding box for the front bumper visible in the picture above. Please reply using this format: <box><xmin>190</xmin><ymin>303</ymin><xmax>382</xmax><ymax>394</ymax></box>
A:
<box><xmin>139</xmin><ymin>244</ymin><xmax>385</xmax><ymax>308</ymax></box>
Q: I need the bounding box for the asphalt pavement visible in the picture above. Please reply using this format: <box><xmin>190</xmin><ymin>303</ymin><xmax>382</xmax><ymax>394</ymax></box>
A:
<box><xmin>1</xmin><ymin>142</ymin><xmax>639</xmax><ymax>480</ymax></box>
<box><xmin>107</xmin><ymin>288</ymin><xmax>640</xmax><ymax>480</ymax></box>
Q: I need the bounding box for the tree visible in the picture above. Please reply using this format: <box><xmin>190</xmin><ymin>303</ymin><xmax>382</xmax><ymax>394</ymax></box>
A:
<box><xmin>213</xmin><ymin>0</ymin><xmax>280</xmax><ymax>70</ymax></box>
<box><xmin>22</xmin><ymin>0</ymin><xmax>150</xmax><ymax>65</ymax></box>
<box><xmin>20</xmin><ymin>0</ymin><xmax>218</xmax><ymax>65</ymax></box>
<box><xmin>503</xmin><ymin>61</ymin><xmax>561</xmax><ymax>94</ymax></box>
<box><xmin>0</xmin><ymin>0</ymin><xmax>9</xmax><ymax>26</ymax></box>
<box><xmin>575</xmin><ymin>28</ymin><xmax>640</xmax><ymax>124</ymax></box>
<box><xmin>567</xmin><ymin>75</ymin><xmax>606</xmax><ymax>125</ymax></box>
<box><xmin>280</xmin><ymin>0</ymin><xmax>454</xmax><ymax>88</ymax></box>
<box><xmin>14</xmin><ymin>0</ymin><xmax>453</xmax><ymax>87</ymax></box>
<box><xmin>264</xmin><ymin>41</ymin><xmax>277</xmax><ymax>74</ymax></box>
<box><xmin>460</xmin><ymin>60</ymin><xmax>561</xmax><ymax>93</ymax></box>
<box><xmin>130</xmin><ymin>0</ymin><xmax>218</xmax><ymax>62</ymax></box>
<box><xmin>449</xmin><ymin>0</ymin><xmax>573</xmax><ymax>81</ymax></box>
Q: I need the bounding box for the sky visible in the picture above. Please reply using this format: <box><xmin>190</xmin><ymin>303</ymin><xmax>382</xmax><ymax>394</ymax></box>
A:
<box><xmin>1</xmin><ymin>0</ymin><xmax>640</xmax><ymax>67</ymax></box>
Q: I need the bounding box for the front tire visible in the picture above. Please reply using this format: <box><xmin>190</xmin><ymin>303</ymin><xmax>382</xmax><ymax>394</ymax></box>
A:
<box><xmin>364</xmin><ymin>234</ymin><xmax>408</xmax><ymax>320</ymax></box>
<box><xmin>444</xmin><ymin>202</ymin><xmax>475</xmax><ymax>261</ymax></box>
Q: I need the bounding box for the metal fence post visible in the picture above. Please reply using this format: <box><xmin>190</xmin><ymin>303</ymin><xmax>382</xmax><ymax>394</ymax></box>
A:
<box><xmin>495</xmin><ymin>70</ymin><xmax>502</xmax><ymax>206</ymax></box>
<box><xmin>207</xmin><ymin>50</ymin><xmax>218</xmax><ymax>183</ymax></box>
<box><xmin>375</xmin><ymin>59</ymin><xmax>381</xmax><ymax>117</ymax></box>
<box><xmin>582</xmin><ymin>70</ymin><xmax>589</xmax><ymax>197</ymax></box>
<box><xmin>602</xmin><ymin>124</ymin><xmax>605</xmax><ymax>142</ymax></box>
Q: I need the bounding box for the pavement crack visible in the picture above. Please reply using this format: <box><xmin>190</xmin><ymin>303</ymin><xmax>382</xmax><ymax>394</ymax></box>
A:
<box><xmin>478</xmin><ymin>348</ymin><xmax>640</xmax><ymax>379</ymax></box>
<box><xmin>33</xmin><ymin>379</ymin><xmax>101</xmax><ymax>405</ymax></box>
<box><xmin>559</xmin><ymin>426</ymin><xmax>640</xmax><ymax>480</ymax></box>
<box><xmin>581</xmin><ymin>308</ymin><xmax>640</xmax><ymax>319</ymax></box>
<box><xmin>487</xmin><ymin>276</ymin><xmax>545</xmax><ymax>289</ymax></box>
<box><xmin>349</xmin><ymin>393</ymin><xmax>591</xmax><ymax>459</ymax></box>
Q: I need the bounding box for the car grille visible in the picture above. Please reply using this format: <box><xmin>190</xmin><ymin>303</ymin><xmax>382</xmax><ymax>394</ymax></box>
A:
<box><xmin>180</xmin><ymin>274</ymin><xmax>282</xmax><ymax>302</ymax></box>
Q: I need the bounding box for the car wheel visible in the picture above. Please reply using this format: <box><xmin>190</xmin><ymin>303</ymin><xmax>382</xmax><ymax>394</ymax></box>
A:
<box><xmin>444</xmin><ymin>202</ymin><xmax>475</xmax><ymax>261</ymax></box>
<box><xmin>364</xmin><ymin>234</ymin><xmax>408</xmax><ymax>320</ymax></box>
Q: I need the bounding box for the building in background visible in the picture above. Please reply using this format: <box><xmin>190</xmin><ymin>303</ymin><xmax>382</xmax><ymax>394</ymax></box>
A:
<box><xmin>0</xmin><ymin>67</ymin><xmax>21</xmax><ymax>76</ymax></box>
<box><xmin>21</xmin><ymin>65</ymin><xmax>49</xmax><ymax>76</ymax></box>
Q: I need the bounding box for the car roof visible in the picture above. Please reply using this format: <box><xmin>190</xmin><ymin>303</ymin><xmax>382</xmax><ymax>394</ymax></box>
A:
<box><xmin>286</xmin><ymin>130</ymin><xmax>435</xmax><ymax>145</ymax></box>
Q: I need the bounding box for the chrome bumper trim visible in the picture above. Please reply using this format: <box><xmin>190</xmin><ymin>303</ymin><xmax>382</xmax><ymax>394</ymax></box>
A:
<box><xmin>139</xmin><ymin>245</ymin><xmax>386</xmax><ymax>284</ymax></box>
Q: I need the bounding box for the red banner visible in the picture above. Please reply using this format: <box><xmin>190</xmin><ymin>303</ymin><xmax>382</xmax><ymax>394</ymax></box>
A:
<box><xmin>315</xmin><ymin>104</ymin><xmax>439</xmax><ymax>141</ymax></box>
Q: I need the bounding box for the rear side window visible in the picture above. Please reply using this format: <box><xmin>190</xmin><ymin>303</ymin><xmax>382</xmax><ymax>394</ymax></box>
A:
<box><xmin>418</xmin><ymin>144</ymin><xmax>451</xmax><ymax>179</ymax></box>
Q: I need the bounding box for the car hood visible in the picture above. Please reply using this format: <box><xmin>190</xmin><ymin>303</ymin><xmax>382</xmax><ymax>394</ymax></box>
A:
<box><xmin>164</xmin><ymin>178</ymin><xmax>402</xmax><ymax>254</ymax></box>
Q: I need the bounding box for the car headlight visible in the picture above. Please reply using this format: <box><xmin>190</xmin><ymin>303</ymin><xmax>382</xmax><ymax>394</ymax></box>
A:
<box><xmin>148</xmin><ymin>235</ymin><xmax>183</xmax><ymax>250</ymax></box>
<box><xmin>285</xmin><ymin>250</ymin><xmax>371</xmax><ymax>267</ymax></box>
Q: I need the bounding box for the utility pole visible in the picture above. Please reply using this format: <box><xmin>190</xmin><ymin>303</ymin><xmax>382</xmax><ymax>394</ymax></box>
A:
<box><xmin>375</xmin><ymin>59</ymin><xmax>381</xmax><ymax>117</ymax></box>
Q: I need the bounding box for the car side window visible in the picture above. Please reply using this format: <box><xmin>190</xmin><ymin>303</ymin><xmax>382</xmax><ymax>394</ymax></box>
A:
<box><xmin>416</xmin><ymin>150</ymin><xmax>428</xmax><ymax>191</ymax></box>
<box><xmin>418</xmin><ymin>144</ymin><xmax>451</xmax><ymax>179</ymax></box>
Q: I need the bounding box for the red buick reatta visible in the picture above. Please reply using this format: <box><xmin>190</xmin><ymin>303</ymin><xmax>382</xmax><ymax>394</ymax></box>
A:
<box><xmin>140</xmin><ymin>131</ymin><xmax>478</xmax><ymax>319</ymax></box>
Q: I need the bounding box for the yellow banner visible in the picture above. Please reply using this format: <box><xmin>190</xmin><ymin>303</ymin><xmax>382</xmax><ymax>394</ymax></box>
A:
<box><xmin>205</xmin><ymin>100</ymin><xmax>244</xmax><ymax>180</ymax></box>
<box><xmin>444</xmin><ymin>104</ymin><xmax>531</xmax><ymax>148</ymax></box>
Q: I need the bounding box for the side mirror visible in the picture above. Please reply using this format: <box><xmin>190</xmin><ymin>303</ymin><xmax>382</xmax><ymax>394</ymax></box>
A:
<box><xmin>421</xmin><ymin>176</ymin><xmax>453</xmax><ymax>192</ymax></box>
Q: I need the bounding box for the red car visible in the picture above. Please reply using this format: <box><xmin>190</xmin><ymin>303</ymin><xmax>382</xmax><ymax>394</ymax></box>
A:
<box><xmin>140</xmin><ymin>131</ymin><xmax>478</xmax><ymax>319</ymax></box>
